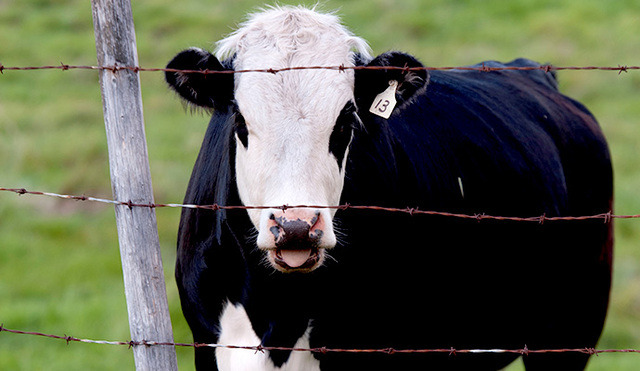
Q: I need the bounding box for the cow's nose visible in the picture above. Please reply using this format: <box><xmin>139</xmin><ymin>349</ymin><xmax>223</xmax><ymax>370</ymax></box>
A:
<box><xmin>258</xmin><ymin>208</ymin><xmax>335</xmax><ymax>272</ymax></box>
<box><xmin>269</xmin><ymin>210</ymin><xmax>323</xmax><ymax>248</ymax></box>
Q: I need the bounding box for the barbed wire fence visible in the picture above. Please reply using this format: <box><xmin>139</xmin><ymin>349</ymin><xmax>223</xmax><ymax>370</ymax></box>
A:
<box><xmin>2</xmin><ymin>3</ymin><xmax>640</xmax><ymax>368</ymax></box>
<box><xmin>2</xmin><ymin>57</ymin><xmax>640</xmax><ymax>358</ymax></box>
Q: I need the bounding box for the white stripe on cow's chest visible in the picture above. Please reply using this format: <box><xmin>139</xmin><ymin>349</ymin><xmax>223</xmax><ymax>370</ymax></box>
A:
<box><xmin>216</xmin><ymin>301</ymin><xmax>320</xmax><ymax>371</ymax></box>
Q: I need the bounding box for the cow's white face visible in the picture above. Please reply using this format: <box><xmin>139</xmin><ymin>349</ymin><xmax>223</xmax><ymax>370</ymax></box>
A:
<box><xmin>216</xmin><ymin>7</ymin><xmax>370</xmax><ymax>272</ymax></box>
<box><xmin>166</xmin><ymin>6</ymin><xmax>427</xmax><ymax>273</ymax></box>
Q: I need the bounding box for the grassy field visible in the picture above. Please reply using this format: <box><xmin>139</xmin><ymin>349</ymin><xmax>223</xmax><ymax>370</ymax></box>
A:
<box><xmin>1</xmin><ymin>0</ymin><xmax>639</xmax><ymax>369</ymax></box>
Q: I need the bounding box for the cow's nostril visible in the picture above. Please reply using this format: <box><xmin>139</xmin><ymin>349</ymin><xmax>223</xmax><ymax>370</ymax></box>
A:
<box><xmin>310</xmin><ymin>211</ymin><xmax>320</xmax><ymax>227</ymax></box>
<box><xmin>270</xmin><ymin>225</ymin><xmax>283</xmax><ymax>242</ymax></box>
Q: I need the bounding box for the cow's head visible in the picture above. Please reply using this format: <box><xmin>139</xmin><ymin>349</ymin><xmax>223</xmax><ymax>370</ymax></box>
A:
<box><xmin>166</xmin><ymin>6</ymin><xmax>427</xmax><ymax>273</ymax></box>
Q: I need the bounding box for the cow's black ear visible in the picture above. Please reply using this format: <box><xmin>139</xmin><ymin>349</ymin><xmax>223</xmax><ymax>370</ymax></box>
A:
<box><xmin>354</xmin><ymin>51</ymin><xmax>428</xmax><ymax>112</ymax></box>
<box><xmin>165</xmin><ymin>48</ymin><xmax>234</xmax><ymax>110</ymax></box>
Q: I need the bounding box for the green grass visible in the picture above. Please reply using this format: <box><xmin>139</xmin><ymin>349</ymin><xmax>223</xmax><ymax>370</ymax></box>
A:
<box><xmin>1</xmin><ymin>0</ymin><xmax>639</xmax><ymax>369</ymax></box>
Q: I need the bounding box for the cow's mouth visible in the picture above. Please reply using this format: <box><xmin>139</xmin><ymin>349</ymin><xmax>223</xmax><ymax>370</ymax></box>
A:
<box><xmin>269</xmin><ymin>247</ymin><xmax>322</xmax><ymax>272</ymax></box>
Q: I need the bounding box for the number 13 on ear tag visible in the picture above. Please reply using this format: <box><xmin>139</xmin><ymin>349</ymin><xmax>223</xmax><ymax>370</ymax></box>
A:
<box><xmin>369</xmin><ymin>80</ymin><xmax>398</xmax><ymax>119</ymax></box>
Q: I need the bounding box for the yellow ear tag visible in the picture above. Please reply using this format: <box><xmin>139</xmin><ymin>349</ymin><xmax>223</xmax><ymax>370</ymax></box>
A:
<box><xmin>369</xmin><ymin>80</ymin><xmax>398</xmax><ymax>119</ymax></box>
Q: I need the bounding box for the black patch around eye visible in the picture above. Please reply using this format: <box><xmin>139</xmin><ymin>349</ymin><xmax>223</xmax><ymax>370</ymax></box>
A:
<box><xmin>235</xmin><ymin>113</ymin><xmax>249</xmax><ymax>148</ymax></box>
<box><xmin>329</xmin><ymin>101</ymin><xmax>357</xmax><ymax>169</ymax></box>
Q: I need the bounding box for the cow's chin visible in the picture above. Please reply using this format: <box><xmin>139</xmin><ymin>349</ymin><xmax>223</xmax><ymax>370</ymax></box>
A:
<box><xmin>267</xmin><ymin>247</ymin><xmax>325</xmax><ymax>273</ymax></box>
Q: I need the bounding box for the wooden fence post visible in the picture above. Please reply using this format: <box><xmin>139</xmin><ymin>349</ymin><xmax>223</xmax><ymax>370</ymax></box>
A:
<box><xmin>91</xmin><ymin>1</ymin><xmax>178</xmax><ymax>370</ymax></box>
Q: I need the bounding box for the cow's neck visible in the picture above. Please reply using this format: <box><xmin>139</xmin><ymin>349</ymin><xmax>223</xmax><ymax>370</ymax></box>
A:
<box><xmin>241</xmin><ymin>263</ymin><xmax>321</xmax><ymax>366</ymax></box>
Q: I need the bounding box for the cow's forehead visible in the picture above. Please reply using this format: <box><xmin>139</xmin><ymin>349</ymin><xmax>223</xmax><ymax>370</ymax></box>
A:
<box><xmin>215</xmin><ymin>6</ymin><xmax>371</xmax><ymax>123</ymax></box>
<box><xmin>215</xmin><ymin>6</ymin><xmax>371</xmax><ymax>65</ymax></box>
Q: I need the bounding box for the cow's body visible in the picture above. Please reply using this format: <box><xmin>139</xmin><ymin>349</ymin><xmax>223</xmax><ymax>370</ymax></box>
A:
<box><xmin>167</xmin><ymin>7</ymin><xmax>613</xmax><ymax>371</ymax></box>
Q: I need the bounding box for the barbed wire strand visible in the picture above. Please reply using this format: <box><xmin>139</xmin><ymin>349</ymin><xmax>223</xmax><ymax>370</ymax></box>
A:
<box><xmin>0</xmin><ymin>63</ymin><xmax>638</xmax><ymax>75</ymax></box>
<box><xmin>1</xmin><ymin>186</ymin><xmax>637</xmax><ymax>223</ymax></box>
<box><xmin>1</xmin><ymin>325</ymin><xmax>639</xmax><ymax>356</ymax></box>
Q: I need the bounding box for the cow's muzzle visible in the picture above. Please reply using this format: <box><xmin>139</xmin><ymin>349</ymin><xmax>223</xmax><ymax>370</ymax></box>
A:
<box><xmin>259</xmin><ymin>209</ymin><xmax>333</xmax><ymax>272</ymax></box>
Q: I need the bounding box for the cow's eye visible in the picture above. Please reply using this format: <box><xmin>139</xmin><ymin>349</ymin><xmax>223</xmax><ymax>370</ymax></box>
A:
<box><xmin>329</xmin><ymin>101</ymin><xmax>357</xmax><ymax>168</ymax></box>
<box><xmin>235</xmin><ymin>113</ymin><xmax>249</xmax><ymax>148</ymax></box>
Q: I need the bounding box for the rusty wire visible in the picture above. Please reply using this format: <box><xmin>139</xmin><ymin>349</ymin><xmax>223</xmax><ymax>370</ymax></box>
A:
<box><xmin>1</xmin><ymin>325</ymin><xmax>639</xmax><ymax>356</ymax></box>
<box><xmin>0</xmin><ymin>63</ymin><xmax>639</xmax><ymax>75</ymax></box>
<box><xmin>0</xmin><ymin>186</ymin><xmax>635</xmax><ymax>223</ymax></box>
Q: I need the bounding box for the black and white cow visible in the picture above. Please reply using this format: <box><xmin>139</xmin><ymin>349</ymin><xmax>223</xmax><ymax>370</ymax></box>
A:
<box><xmin>166</xmin><ymin>6</ymin><xmax>613</xmax><ymax>371</ymax></box>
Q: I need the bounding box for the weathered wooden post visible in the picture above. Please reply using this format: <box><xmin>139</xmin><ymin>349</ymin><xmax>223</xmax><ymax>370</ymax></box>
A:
<box><xmin>91</xmin><ymin>0</ymin><xmax>178</xmax><ymax>369</ymax></box>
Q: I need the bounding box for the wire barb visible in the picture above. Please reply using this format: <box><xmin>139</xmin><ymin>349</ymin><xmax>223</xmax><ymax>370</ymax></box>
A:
<box><xmin>538</xmin><ymin>213</ymin><xmax>547</xmax><ymax>225</ymax></box>
<box><xmin>587</xmin><ymin>347</ymin><xmax>599</xmax><ymax>356</ymax></box>
<box><xmin>64</xmin><ymin>335</ymin><xmax>74</xmax><ymax>345</ymax></box>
